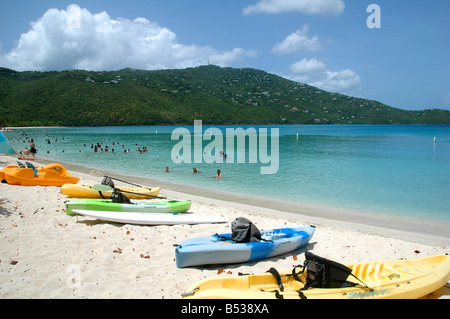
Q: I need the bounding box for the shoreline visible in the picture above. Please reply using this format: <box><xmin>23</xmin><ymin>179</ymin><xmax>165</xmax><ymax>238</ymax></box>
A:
<box><xmin>0</xmin><ymin>154</ymin><xmax>449</xmax><ymax>299</ymax></box>
<box><xmin>33</xmin><ymin>155</ymin><xmax>450</xmax><ymax>246</ymax></box>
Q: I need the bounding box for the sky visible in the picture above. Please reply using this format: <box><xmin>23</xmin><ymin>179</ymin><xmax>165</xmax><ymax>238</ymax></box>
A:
<box><xmin>0</xmin><ymin>0</ymin><xmax>449</xmax><ymax>111</ymax></box>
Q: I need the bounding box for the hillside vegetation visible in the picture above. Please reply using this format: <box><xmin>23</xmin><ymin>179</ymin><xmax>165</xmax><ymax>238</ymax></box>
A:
<box><xmin>0</xmin><ymin>65</ymin><xmax>449</xmax><ymax>127</ymax></box>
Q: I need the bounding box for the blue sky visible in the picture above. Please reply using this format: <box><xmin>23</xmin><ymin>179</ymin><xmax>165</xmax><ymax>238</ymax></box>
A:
<box><xmin>0</xmin><ymin>0</ymin><xmax>449</xmax><ymax>111</ymax></box>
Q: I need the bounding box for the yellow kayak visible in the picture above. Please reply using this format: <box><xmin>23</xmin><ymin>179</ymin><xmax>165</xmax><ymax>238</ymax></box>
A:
<box><xmin>182</xmin><ymin>254</ymin><xmax>450</xmax><ymax>299</ymax></box>
<box><xmin>61</xmin><ymin>183</ymin><xmax>161</xmax><ymax>199</ymax></box>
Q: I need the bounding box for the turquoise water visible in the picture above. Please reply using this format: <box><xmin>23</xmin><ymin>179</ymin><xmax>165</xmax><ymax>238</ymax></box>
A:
<box><xmin>4</xmin><ymin>125</ymin><xmax>450</xmax><ymax>224</ymax></box>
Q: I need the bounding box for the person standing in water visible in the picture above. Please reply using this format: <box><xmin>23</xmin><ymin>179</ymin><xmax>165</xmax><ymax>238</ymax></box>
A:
<box><xmin>29</xmin><ymin>139</ymin><xmax>37</xmax><ymax>159</ymax></box>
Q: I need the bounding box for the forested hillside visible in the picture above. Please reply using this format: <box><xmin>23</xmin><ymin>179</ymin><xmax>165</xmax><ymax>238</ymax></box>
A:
<box><xmin>1</xmin><ymin>65</ymin><xmax>448</xmax><ymax>127</ymax></box>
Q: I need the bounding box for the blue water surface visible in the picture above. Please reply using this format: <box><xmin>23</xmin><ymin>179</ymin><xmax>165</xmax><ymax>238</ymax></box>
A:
<box><xmin>5</xmin><ymin>124</ymin><xmax>449</xmax><ymax>224</ymax></box>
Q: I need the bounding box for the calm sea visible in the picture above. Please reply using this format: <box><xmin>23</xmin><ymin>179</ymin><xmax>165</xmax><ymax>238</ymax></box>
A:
<box><xmin>4</xmin><ymin>125</ymin><xmax>450</xmax><ymax>225</ymax></box>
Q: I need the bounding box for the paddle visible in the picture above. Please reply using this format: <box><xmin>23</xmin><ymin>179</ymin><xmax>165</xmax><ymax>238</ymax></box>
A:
<box><xmin>89</xmin><ymin>169</ymin><xmax>147</xmax><ymax>188</ymax></box>
<box><xmin>89</xmin><ymin>170</ymin><xmax>182</xmax><ymax>201</ymax></box>
<box><xmin>91</xmin><ymin>184</ymin><xmax>170</xmax><ymax>200</ymax></box>
<box><xmin>91</xmin><ymin>184</ymin><xmax>114</xmax><ymax>192</ymax></box>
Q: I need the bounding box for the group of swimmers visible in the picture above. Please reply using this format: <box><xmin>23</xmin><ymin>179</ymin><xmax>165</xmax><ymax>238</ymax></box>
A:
<box><xmin>11</xmin><ymin>133</ymin><xmax>224</xmax><ymax>179</ymax></box>
<box><xmin>90</xmin><ymin>142</ymin><xmax>119</xmax><ymax>153</ymax></box>
<box><xmin>87</xmin><ymin>141</ymin><xmax>149</xmax><ymax>154</ymax></box>
<box><xmin>165</xmin><ymin>166</ymin><xmax>223</xmax><ymax>179</ymax></box>
<box><xmin>18</xmin><ymin>136</ymin><xmax>150</xmax><ymax>155</ymax></box>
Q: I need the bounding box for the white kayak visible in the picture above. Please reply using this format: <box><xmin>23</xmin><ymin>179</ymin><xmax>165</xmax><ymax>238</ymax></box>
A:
<box><xmin>72</xmin><ymin>209</ymin><xmax>227</xmax><ymax>225</ymax></box>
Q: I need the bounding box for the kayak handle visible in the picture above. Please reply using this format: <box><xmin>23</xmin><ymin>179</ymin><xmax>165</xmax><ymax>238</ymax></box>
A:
<box><xmin>181</xmin><ymin>287</ymin><xmax>199</xmax><ymax>297</ymax></box>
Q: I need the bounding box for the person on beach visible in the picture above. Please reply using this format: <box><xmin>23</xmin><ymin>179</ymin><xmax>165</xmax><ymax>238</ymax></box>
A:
<box><xmin>216</xmin><ymin>169</ymin><xmax>222</xmax><ymax>179</ymax></box>
<box><xmin>29</xmin><ymin>139</ymin><xmax>37</xmax><ymax>158</ymax></box>
<box><xmin>20</xmin><ymin>148</ymin><xmax>31</xmax><ymax>159</ymax></box>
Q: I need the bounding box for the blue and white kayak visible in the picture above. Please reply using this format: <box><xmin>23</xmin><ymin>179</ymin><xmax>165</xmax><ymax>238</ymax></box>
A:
<box><xmin>175</xmin><ymin>225</ymin><xmax>315</xmax><ymax>268</ymax></box>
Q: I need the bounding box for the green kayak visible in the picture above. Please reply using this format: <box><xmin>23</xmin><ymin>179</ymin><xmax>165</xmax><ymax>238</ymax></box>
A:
<box><xmin>65</xmin><ymin>198</ymin><xmax>192</xmax><ymax>216</ymax></box>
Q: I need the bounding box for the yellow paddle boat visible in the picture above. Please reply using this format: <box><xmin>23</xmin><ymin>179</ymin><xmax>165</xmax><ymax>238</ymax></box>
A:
<box><xmin>3</xmin><ymin>162</ymin><xmax>80</xmax><ymax>186</ymax></box>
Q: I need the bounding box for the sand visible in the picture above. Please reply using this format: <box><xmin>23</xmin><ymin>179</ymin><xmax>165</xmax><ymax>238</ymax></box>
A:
<box><xmin>0</xmin><ymin>155</ymin><xmax>449</xmax><ymax>299</ymax></box>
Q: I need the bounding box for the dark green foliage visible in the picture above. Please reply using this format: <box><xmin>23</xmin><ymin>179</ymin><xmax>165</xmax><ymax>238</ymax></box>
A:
<box><xmin>0</xmin><ymin>65</ymin><xmax>448</xmax><ymax>126</ymax></box>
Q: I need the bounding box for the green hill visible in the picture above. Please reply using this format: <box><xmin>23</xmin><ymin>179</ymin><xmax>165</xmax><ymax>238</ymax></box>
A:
<box><xmin>0</xmin><ymin>65</ymin><xmax>449</xmax><ymax>127</ymax></box>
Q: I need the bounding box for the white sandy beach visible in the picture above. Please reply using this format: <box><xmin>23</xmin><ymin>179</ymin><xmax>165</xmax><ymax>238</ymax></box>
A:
<box><xmin>0</xmin><ymin>155</ymin><xmax>448</xmax><ymax>299</ymax></box>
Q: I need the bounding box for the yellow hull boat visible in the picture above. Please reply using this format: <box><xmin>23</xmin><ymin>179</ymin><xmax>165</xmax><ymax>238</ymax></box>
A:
<box><xmin>0</xmin><ymin>166</ymin><xmax>19</xmax><ymax>181</ymax></box>
<box><xmin>61</xmin><ymin>183</ymin><xmax>161</xmax><ymax>199</ymax></box>
<box><xmin>2</xmin><ymin>163</ymin><xmax>80</xmax><ymax>187</ymax></box>
<box><xmin>182</xmin><ymin>254</ymin><xmax>450</xmax><ymax>299</ymax></box>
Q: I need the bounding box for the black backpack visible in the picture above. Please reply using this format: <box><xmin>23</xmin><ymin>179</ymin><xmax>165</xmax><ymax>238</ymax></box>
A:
<box><xmin>101</xmin><ymin>176</ymin><xmax>115</xmax><ymax>188</ymax></box>
<box><xmin>111</xmin><ymin>189</ymin><xmax>131</xmax><ymax>204</ymax></box>
<box><xmin>229</xmin><ymin>217</ymin><xmax>263</xmax><ymax>243</ymax></box>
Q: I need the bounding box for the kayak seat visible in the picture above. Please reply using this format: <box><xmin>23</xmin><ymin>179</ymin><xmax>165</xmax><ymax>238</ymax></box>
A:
<box><xmin>111</xmin><ymin>190</ymin><xmax>132</xmax><ymax>204</ymax></box>
<box><xmin>17</xmin><ymin>161</ymin><xmax>26</xmax><ymax>168</ymax></box>
<box><xmin>25</xmin><ymin>161</ymin><xmax>38</xmax><ymax>177</ymax></box>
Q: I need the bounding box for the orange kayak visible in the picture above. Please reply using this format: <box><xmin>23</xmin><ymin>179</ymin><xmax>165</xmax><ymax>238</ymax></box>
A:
<box><xmin>2</xmin><ymin>163</ymin><xmax>80</xmax><ymax>186</ymax></box>
<box><xmin>1</xmin><ymin>162</ymin><xmax>50</xmax><ymax>181</ymax></box>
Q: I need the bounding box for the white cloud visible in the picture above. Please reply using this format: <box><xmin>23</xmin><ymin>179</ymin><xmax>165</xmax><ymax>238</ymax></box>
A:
<box><xmin>290</xmin><ymin>58</ymin><xmax>327</xmax><ymax>77</ymax></box>
<box><xmin>285</xmin><ymin>58</ymin><xmax>360</xmax><ymax>94</ymax></box>
<box><xmin>243</xmin><ymin>0</ymin><xmax>345</xmax><ymax>16</ymax></box>
<box><xmin>271</xmin><ymin>24</ymin><xmax>321</xmax><ymax>54</ymax></box>
<box><xmin>209</xmin><ymin>48</ymin><xmax>258</xmax><ymax>67</ymax></box>
<box><xmin>0</xmin><ymin>5</ymin><xmax>254</xmax><ymax>71</ymax></box>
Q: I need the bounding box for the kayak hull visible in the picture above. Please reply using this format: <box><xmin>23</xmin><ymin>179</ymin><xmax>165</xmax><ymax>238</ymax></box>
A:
<box><xmin>61</xmin><ymin>183</ymin><xmax>161</xmax><ymax>199</ymax></box>
<box><xmin>182</xmin><ymin>254</ymin><xmax>450</xmax><ymax>299</ymax></box>
<box><xmin>72</xmin><ymin>209</ymin><xmax>227</xmax><ymax>225</ymax></box>
<box><xmin>65</xmin><ymin>198</ymin><xmax>191</xmax><ymax>216</ymax></box>
<box><xmin>175</xmin><ymin>226</ymin><xmax>315</xmax><ymax>268</ymax></box>
<box><xmin>0</xmin><ymin>165</ymin><xmax>21</xmax><ymax>181</ymax></box>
